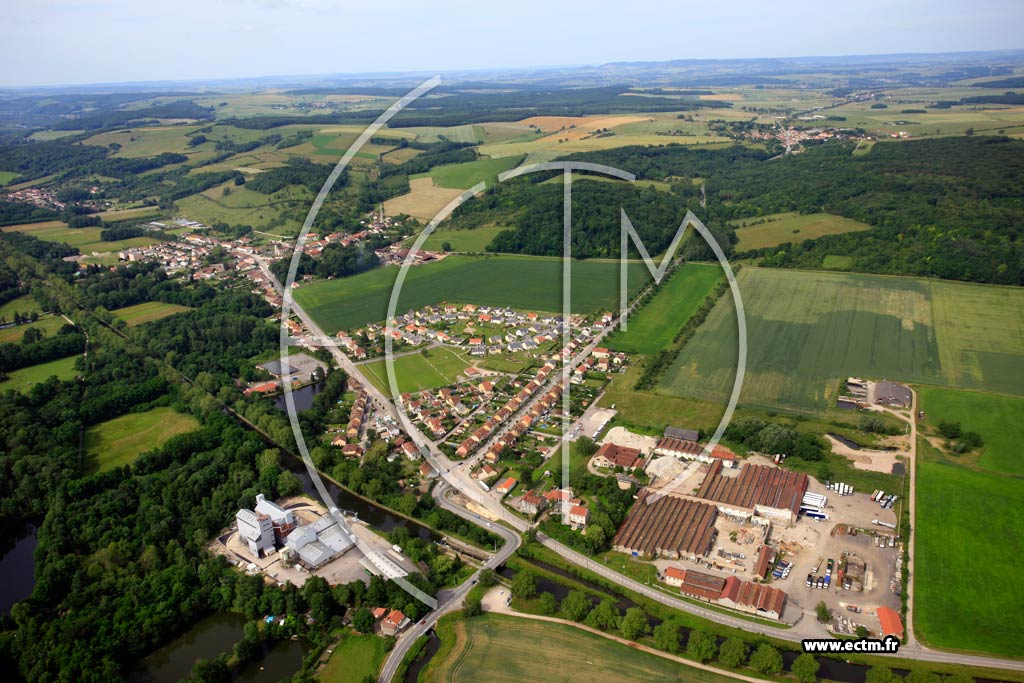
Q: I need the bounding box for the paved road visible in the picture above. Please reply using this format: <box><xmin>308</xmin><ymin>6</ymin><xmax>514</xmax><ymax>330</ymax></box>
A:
<box><xmin>377</xmin><ymin>482</ymin><xmax>521</xmax><ymax>683</ymax></box>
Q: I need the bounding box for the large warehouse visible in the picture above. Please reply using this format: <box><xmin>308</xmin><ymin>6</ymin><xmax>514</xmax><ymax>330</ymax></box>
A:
<box><xmin>696</xmin><ymin>461</ymin><xmax>808</xmax><ymax>524</ymax></box>
<box><xmin>612</xmin><ymin>489</ymin><xmax>718</xmax><ymax>560</ymax></box>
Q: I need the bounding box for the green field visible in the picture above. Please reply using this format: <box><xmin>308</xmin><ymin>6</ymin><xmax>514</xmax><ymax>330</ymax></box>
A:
<box><xmin>417</xmin><ymin>225</ymin><xmax>509</xmax><ymax>252</ymax></box>
<box><xmin>0</xmin><ymin>315</ymin><xmax>68</xmax><ymax>344</ymax></box>
<box><xmin>0</xmin><ymin>294</ymin><xmax>42</xmax><ymax>322</ymax></box>
<box><xmin>917</xmin><ymin>386</ymin><xmax>1024</xmax><ymax>475</ymax></box>
<box><xmin>604</xmin><ymin>263</ymin><xmax>723</xmax><ymax>354</ymax></box>
<box><xmin>0</xmin><ymin>171</ymin><xmax>21</xmax><ymax>186</ymax></box>
<box><xmin>822</xmin><ymin>255</ymin><xmax>854</xmax><ymax>270</ymax></box>
<box><xmin>112</xmin><ymin>301</ymin><xmax>191</xmax><ymax>327</ymax></box>
<box><xmin>0</xmin><ymin>355</ymin><xmax>79</xmax><ymax>393</ymax></box>
<box><xmin>4</xmin><ymin>221</ymin><xmax>159</xmax><ymax>253</ymax></box>
<box><xmin>423</xmin><ymin>613</ymin><xmax>738</xmax><ymax>683</ymax></box>
<box><xmin>414</xmin><ymin>155</ymin><xmax>525</xmax><ymax>190</ymax></box>
<box><xmin>293</xmin><ymin>255</ymin><xmax>651</xmax><ymax>333</ymax></box>
<box><xmin>915</xmin><ymin>441</ymin><xmax>1024</xmax><ymax>657</ymax></box>
<box><xmin>660</xmin><ymin>268</ymin><xmax>1024</xmax><ymax>412</ymax></box>
<box><xmin>84</xmin><ymin>406</ymin><xmax>200</xmax><ymax>472</ymax></box>
<box><xmin>175</xmin><ymin>182</ymin><xmax>311</xmax><ymax>233</ymax></box>
<box><xmin>318</xmin><ymin>633</ymin><xmax>389</xmax><ymax>683</ymax></box>
<box><xmin>362</xmin><ymin>347</ymin><xmax>472</xmax><ymax>397</ymax></box>
<box><xmin>731</xmin><ymin>212</ymin><xmax>872</xmax><ymax>251</ymax></box>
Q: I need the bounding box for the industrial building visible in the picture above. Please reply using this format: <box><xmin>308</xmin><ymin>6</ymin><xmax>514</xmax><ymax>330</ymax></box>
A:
<box><xmin>719</xmin><ymin>576</ymin><xmax>787</xmax><ymax>620</ymax></box>
<box><xmin>663</xmin><ymin>568</ymin><xmax>726</xmax><ymax>601</ymax></box>
<box><xmin>593</xmin><ymin>442</ymin><xmax>644</xmax><ymax>471</ymax></box>
<box><xmin>612</xmin><ymin>489</ymin><xmax>718</xmax><ymax>559</ymax></box>
<box><xmin>283</xmin><ymin>513</ymin><xmax>355</xmax><ymax>570</ymax></box>
<box><xmin>236</xmin><ymin>508</ymin><xmax>276</xmax><ymax>557</ymax></box>
<box><xmin>236</xmin><ymin>494</ymin><xmax>354</xmax><ymax>569</ymax></box>
<box><xmin>696</xmin><ymin>461</ymin><xmax>809</xmax><ymax>524</ymax></box>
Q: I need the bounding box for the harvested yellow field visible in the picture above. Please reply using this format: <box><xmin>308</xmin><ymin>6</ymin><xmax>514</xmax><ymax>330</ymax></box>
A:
<box><xmin>699</xmin><ymin>93</ymin><xmax>744</xmax><ymax>101</ymax></box>
<box><xmin>383</xmin><ymin>177</ymin><xmax>466</xmax><ymax>221</ymax></box>
<box><xmin>517</xmin><ymin>114</ymin><xmax>647</xmax><ymax>134</ymax></box>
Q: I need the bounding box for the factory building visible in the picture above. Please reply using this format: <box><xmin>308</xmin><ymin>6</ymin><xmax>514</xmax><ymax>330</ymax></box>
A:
<box><xmin>236</xmin><ymin>508</ymin><xmax>275</xmax><ymax>557</ymax></box>
<box><xmin>696</xmin><ymin>461</ymin><xmax>808</xmax><ymax>525</ymax></box>
<box><xmin>283</xmin><ymin>514</ymin><xmax>355</xmax><ymax>570</ymax></box>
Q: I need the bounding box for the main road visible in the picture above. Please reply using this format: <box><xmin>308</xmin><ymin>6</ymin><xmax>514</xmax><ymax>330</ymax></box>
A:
<box><xmin>266</xmin><ymin>259</ymin><xmax>1024</xmax><ymax>677</ymax></box>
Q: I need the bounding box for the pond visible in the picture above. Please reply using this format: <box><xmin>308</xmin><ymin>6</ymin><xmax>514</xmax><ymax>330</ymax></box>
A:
<box><xmin>127</xmin><ymin>613</ymin><xmax>309</xmax><ymax>683</ymax></box>
<box><xmin>0</xmin><ymin>524</ymin><xmax>38</xmax><ymax>614</ymax></box>
<box><xmin>272</xmin><ymin>383</ymin><xmax>323</xmax><ymax>413</ymax></box>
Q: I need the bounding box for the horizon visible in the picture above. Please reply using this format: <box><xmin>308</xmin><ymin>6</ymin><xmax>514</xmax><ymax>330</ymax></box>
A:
<box><xmin>3</xmin><ymin>0</ymin><xmax>1023</xmax><ymax>88</ymax></box>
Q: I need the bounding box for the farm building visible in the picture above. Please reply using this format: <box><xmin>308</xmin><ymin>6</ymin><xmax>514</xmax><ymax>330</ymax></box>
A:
<box><xmin>719</xmin><ymin>576</ymin><xmax>787</xmax><ymax>620</ymax></box>
<box><xmin>662</xmin><ymin>568</ymin><xmax>726</xmax><ymax>601</ymax></box>
<box><xmin>754</xmin><ymin>544</ymin><xmax>775</xmax><ymax>581</ymax></box>
<box><xmin>654</xmin><ymin>437</ymin><xmax>737</xmax><ymax>468</ymax></box>
<box><xmin>593</xmin><ymin>442</ymin><xmax>643</xmax><ymax>471</ymax></box>
<box><xmin>612</xmin><ymin>489</ymin><xmax>718</xmax><ymax>560</ymax></box>
<box><xmin>696</xmin><ymin>461</ymin><xmax>809</xmax><ymax>525</ymax></box>
<box><xmin>874</xmin><ymin>381</ymin><xmax>912</xmax><ymax>408</ymax></box>
<box><xmin>665</xmin><ymin>426</ymin><xmax>699</xmax><ymax>442</ymax></box>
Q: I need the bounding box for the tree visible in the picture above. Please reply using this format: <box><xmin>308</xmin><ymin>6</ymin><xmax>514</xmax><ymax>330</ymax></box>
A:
<box><xmin>866</xmin><ymin>666</ymin><xmax>901</xmax><ymax>683</ymax></box>
<box><xmin>653</xmin><ymin>623</ymin><xmax>680</xmax><ymax>653</ymax></box>
<box><xmin>792</xmin><ymin>653</ymin><xmax>820</xmax><ymax>683</ymax></box>
<box><xmin>943</xmin><ymin>673</ymin><xmax>974</xmax><ymax>683</ymax></box>
<box><xmin>750</xmin><ymin>644</ymin><xmax>784</xmax><ymax>674</ymax></box>
<box><xmin>855</xmin><ymin>625</ymin><xmax>870</xmax><ymax>638</ymax></box>
<box><xmin>511</xmin><ymin>569</ymin><xmax>537</xmax><ymax>599</ymax></box>
<box><xmin>937</xmin><ymin>420</ymin><xmax>962</xmax><ymax>439</ymax></box>
<box><xmin>441</xmin><ymin>241</ymin><xmax>452</xmax><ymax>252</ymax></box>
<box><xmin>478</xmin><ymin>569</ymin><xmax>498</xmax><ymax>588</ymax></box>
<box><xmin>538</xmin><ymin>592</ymin><xmax>557</xmax><ymax>615</ymax></box>
<box><xmin>620</xmin><ymin>607</ymin><xmax>650</xmax><ymax>640</ymax></box>
<box><xmin>464</xmin><ymin>593</ymin><xmax>482</xmax><ymax>616</ymax></box>
<box><xmin>686</xmin><ymin>630</ymin><xmax>717</xmax><ymax>663</ymax></box>
<box><xmin>584</xmin><ymin>599</ymin><xmax>621</xmax><ymax>631</ymax></box>
<box><xmin>719</xmin><ymin>637</ymin><xmax>749</xmax><ymax>667</ymax></box>
<box><xmin>561</xmin><ymin>590</ymin><xmax>591</xmax><ymax>621</ymax></box>
<box><xmin>905</xmin><ymin>670</ymin><xmax>942</xmax><ymax>683</ymax></box>
<box><xmin>352</xmin><ymin>607</ymin><xmax>375</xmax><ymax>633</ymax></box>
<box><xmin>815</xmin><ymin>600</ymin><xmax>833</xmax><ymax>623</ymax></box>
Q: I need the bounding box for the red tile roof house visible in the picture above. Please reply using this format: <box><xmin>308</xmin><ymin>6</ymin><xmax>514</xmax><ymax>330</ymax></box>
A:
<box><xmin>381</xmin><ymin>609</ymin><xmax>409</xmax><ymax>636</ymax></box>
<box><xmin>719</xmin><ymin>576</ymin><xmax>787</xmax><ymax>620</ymax></box>
<box><xmin>495</xmin><ymin>477</ymin><xmax>518</xmax><ymax>495</ymax></box>
<box><xmin>592</xmin><ymin>442</ymin><xmax>643</xmax><ymax>471</ymax></box>
<box><xmin>568</xmin><ymin>504</ymin><xmax>589</xmax><ymax>527</ymax></box>
<box><xmin>663</xmin><ymin>568</ymin><xmax>726</xmax><ymax>602</ymax></box>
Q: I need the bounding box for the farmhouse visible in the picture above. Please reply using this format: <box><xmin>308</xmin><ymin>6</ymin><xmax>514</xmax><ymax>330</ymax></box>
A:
<box><xmin>381</xmin><ymin>609</ymin><xmax>409</xmax><ymax>636</ymax></box>
<box><xmin>593</xmin><ymin>442</ymin><xmax>643</xmax><ymax>471</ymax></box>
<box><xmin>612</xmin><ymin>489</ymin><xmax>718</xmax><ymax>560</ymax></box>
<box><xmin>568</xmin><ymin>504</ymin><xmax>589</xmax><ymax>527</ymax></box>
<box><xmin>696</xmin><ymin>461</ymin><xmax>808</xmax><ymax>524</ymax></box>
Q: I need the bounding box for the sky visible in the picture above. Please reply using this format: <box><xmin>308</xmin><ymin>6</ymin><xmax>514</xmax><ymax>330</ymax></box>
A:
<box><xmin>2</xmin><ymin>0</ymin><xmax>1023</xmax><ymax>87</ymax></box>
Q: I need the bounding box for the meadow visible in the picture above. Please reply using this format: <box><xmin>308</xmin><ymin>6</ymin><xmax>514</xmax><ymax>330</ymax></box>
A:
<box><xmin>293</xmin><ymin>254</ymin><xmax>651</xmax><ymax>333</ymax></box>
<box><xmin>0</xmin><ymin>315</ymin><xmax>67</xmax><ymax>344</ymax></box>
<box><xmin>112</xmin><ymin>301</ymin><xmax>191</xmax><ymax>327</ymax></box>
<box><xmin>915</xmin><ymin>439</ymin><xmax>1024</xmax><ymax>657</ymax></box>
<box><xmin>416</xmin><ymin>225</ymin><xmax>509</xmax><ymax>252</ymax></box>
<box><xmin>318</xmin><ymin>633</ymin><xmax>390</xmax><ymax>683</ymax></box>
<box><xmin>0</xmin><ymin>171</ymin><xmax>21</xmax><ymax>186</ymax></box>
<box><xmin>917</xmin><ymin>386</ymin><xmax>1024</xmax><ymax>476</ymax></box>
<box><xmin>382</xmin><ymin>177</ymin><xmax>465</xmax><ymax>221</ymax></box>
<box><xmin>731</xmin><ymin>212</ymin><xmax>872</xmax><ymax>251</ymax></box>
<box><xmin>0</xmin><ymin>355</ymin><xmax>79</xmax><ymax>393</ymax></box>
<box><xmin>414</xmin><ymin>154</ymin><xmax>524</xmax><ymax>190</ymax></box>
<box><xmin>0</xmin><ymin>294</ymin><xmax>42</xmax><ymax>321</ymax></box>
<box><xmin>422</xmin><ymin>613</ymin><xmax>739</xmax><ymax>683</ymax></box>
<box><xmin>84</xmin><ymin>406</ymin><xmax>199</xmax><ymax>473</ymax></box>
<box><xmin>604</xmin><ymin>263</ymin><xmax>723</xmax><ymax>354</ymax></box>
<box><xmin>361</xmin><ymin>347</ymin><xmax>472</xmax><ymax>397</ymax></box>
<box><xmin>3</xmin><ymin>220</ymin><xmax>159</xmax><ymax>253</ymax></box>
<box><xmin>659</xmin><ymin>268</ymin><xmax>1024</xmax><ymax>412</ymax></box>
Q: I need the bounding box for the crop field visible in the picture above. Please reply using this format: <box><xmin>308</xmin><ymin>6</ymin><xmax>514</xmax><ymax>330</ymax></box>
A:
<box><xmin>422</xmin><ymin>613</ymin><xmax>737</xmax><ymax>683</ymax></box>
<box><xmin>414</xmin><ymin>154</ymin><xmax>524</xmax><ymax>190</ymax></box>
<box><xmin>293</xmin><ymin>254</ymin><xmax>651</xmax><ymax>333</ymax></box>
<box><xmin>915</xmin><ymin>442</ymin><xmax>1024</xmax><ymax>657</ymax></box>
<box><xmin>0</xmin><ymin>315</ymin><xmax>67</xmax><ymax>344</ymax></box>
<box><xmin>416</xmin><ymin>225</ymin><xmax>509</xmax><ymax>252</ymax></box>
<box><xmin>604</xmin><ymin>263</ymin><xmax>723</xmax><ymax>354</ymax></box>
<box><xmin>382</xmin><ymin>177</ymin><xmax>466</xmax><ymax>221</ymax></box>
<box><xmin>917</xmin><ymin>386</ymin><xmax>1024</xmax><ymax>476</ymax></box>
<box><xmin>318</xmin><ymin>633</ymin><xmax>389</xmax><ymax>683</ymax></box>
<box><xmin>84</xmin><ymin>407</ymin><xmax>199</xmax><ymax>473</ymax></box>
<box><xmin>659</xmin><ymin>268</ymin><xmax>1024</xmax><ymax>412</ymax></box>
<box><xmin>112</xmin><ymin>301</ymin><xmax>191</xmax><ymax>327</ymax></box>
<box><xmin>83</xmin><ymin>125</ymin><xmax>206</xmax><ymax>159</ymax></box>
<box><xmin>731</xmin><ymin>212</ymin><xmax>872</xmax><ymax>251</ymax></box>
<box><xmin>0</xmin><ymin>355</ymin><xmax>79</xmax><ymax>393</ymax></box>
<box><xmin>3</xmin><ymin>220</ymin><xmax>159</xmax><ymax>253</ymax></box>
<box><xmin>395</xmin><ymin>124</ymin><xmax>482</xmax><ymax>144</ymax></box>
<box><xmin>361</xmin><ymin>347</ymin><xmax>473</xmax><ymax>396</ymax></box>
